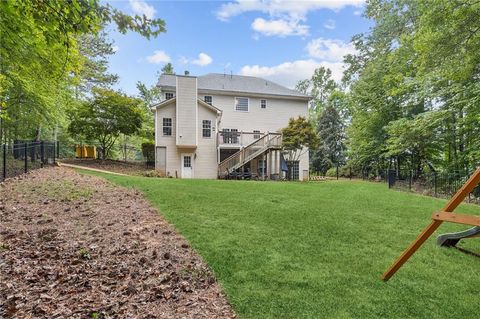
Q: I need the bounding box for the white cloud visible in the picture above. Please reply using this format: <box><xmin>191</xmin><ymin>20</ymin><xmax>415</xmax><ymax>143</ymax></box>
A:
<box><xmin>112</xmin><ymin>45</ymin><xmax>119</xmax><ymax>53</ymax></box>
<box><xmin>240</xmin><ymin>59</ymin><xmax>345</xmax><ymax>88</ymax></box>
<box><xmin>146</xmin><ymin>50</ymin><xmax>171</xmax><ymax>64</ymax></box>
<box><xmin>180</xmin><ymin>53</ymin><xmax>213</xmax><ymax>66</ymax></box>
<box><xmin>129</xmin><ymin>0</ymin><xmax>156</xmax><ymax>19</ymax></box>
<box><xmin>216</xmin><ymin>0</ymin><xmax>365</xmax><ymax>21</ymax></box>
<box><xmin>323</xmin><ymin>19</ymin><xmax>336</xmax><ymax>30</ymax></box>
<box><xmin>354</xmin><ymin>9</ymin><xmax>363</xmax><ymax>16</ymax></box>
<box><xmin>192</xmin><ymin>53</ymin><xmax>213</xmax><ymax>66</ymax></box>
<box><xmin>306</xmin><ymin>38</ymin><xmax>356</xmax><ymax>62</ymax></box>
<box><xmin>240</xmin><ymin>37</ymin><xmax>356</xmax><ymax>88</ymax></box>
<box><xmin>251</xmin><ymin>18</ymin><xmax>309</xmax><ymax>37</ymax></box>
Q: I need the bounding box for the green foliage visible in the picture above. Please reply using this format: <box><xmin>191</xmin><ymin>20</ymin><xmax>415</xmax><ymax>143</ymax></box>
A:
<box><xmin>345</xmin><ymin>0</ymin><xmax>480</xmax><ymax>174</ymax></box>
<box><xmin>311</xmin><ymin>93</ymin><xmax>348</xmax><ymax>174</ymax></box>
<box><xmin>281</xmin><ymin>117</ymin><xmax>319</xmax><ymax>161</ymax></box>
<box><xmin>141</xmin><ymin>141</ymin><xmax>155</xmax><ymax>162</ymax></box>
<box><xmin>161</xmin><ymin>63</ymin><xmax>175</xmax><ymax>75</ymax></box>
<box><xmin>68</xmin><ymin>88</ymin><xmax>144</xmax><ymax>159</ymax></box>
<box><xmin>0</xmin><ymin>0</ymin><xmax>166</xmax><ymax>143</ymax></box>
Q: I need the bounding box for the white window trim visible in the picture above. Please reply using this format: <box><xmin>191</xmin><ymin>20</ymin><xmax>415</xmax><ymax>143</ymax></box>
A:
<box><xmin>261</xmin><ymin>99</ymin><xmax>267</xmax><ymax>109</ymax></box>
<box><xmin>162</xmin><ymin>117</ymin><xmax>172</xmax><ymax>137</ymax></box>
<box><xmin>204</xmin><ymin>95</ymin><xmax>213</xmax><ymax>105</ymax></box>
<box><xmin>202</xmin><ymin>120</ymin><xmax>212</xmax><ymax>139</ymax></box>
<box><xmin>234</xmin><ymin>97</ymin><xmax>249</xmax><ymax>112</ymax></box>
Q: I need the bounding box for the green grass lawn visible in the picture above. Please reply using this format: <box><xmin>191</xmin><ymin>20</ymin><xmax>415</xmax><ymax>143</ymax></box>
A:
<box><xmin>81</xmin><ymin>171</ymin><xmax>480</xmax><ymax>318</ymax></box>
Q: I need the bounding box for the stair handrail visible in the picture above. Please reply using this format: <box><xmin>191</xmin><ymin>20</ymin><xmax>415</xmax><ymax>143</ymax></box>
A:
<box><xmin>218</xmin><ymin>132</ymin><xmax>282</xmax><ymax>175</ymax></box>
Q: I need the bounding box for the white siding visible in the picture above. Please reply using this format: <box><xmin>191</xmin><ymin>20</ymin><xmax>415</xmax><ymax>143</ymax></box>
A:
<box><xmin>155</xmin><ymin>103</ymin><xmax>181</xmax><ymax>177</ymax></box>
<box><xmin>194</xmin><ymin>106</ymin><xmax>218</xmax><ymax>179</ymax></box>
<box><xmin>156</xmin><ymin>101</ymin><xmax>219</xmax><ymax>179</ymax></box>
<box><xmin>155</xmin><ymin>79</ymin><xmax>310</xmax><ymax>180</ymax></box>
<box><xmin>176</xmin><ymin>76</ymin><xmax>197</xmax><ymax>147</ymax></box>
<box><xmin>204</xmin><ymin>94</ymin><xmax>307</xmax><ymax>133</ymax></box>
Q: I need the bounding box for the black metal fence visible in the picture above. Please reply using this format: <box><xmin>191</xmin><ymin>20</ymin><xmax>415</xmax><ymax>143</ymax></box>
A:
<box><xmin>387</xmin><ymin>169</ymin><xmax>480</xmax><ymax>203</ymax></box>
<box><xmin>1</xmin><ymin>141</ymin><xmax>58</xmax><ymax>182</ymax></box>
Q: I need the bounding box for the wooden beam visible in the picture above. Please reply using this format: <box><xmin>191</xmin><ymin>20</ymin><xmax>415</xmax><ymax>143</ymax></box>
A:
<box><xmin>381</xmin><ymin>220</ymin><xmax>443</xmax><ymax>281</ymax></box>
<box><xmin>381</xmin><ymin>168</ymin><xmax>480</xmax><ymax>281</ymax></box>
<box><xmin>433</xmin><ymin>212</ymin><xmax>480</xmax><ymax>227</ymax></box>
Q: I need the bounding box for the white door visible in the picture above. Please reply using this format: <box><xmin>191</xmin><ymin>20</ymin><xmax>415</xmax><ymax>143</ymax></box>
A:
<box><xmin>181</xmin><ymin>153</ymin><xmax>193</xmax><ymax>178</ymax></box>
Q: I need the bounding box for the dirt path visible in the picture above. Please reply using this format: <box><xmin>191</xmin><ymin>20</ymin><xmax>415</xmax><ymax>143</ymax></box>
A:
<box><xmin>0</xmin><ymin>167</ymin><xmax>234</xmax><ymax>318</ymax></box>
<box><xmin>59</xmin><ymin>159</ymin><xmax>152</xmax><ymax>176</ymax></box>
<box><xmin>57</xmin><ymin>162</ymin><xmax>128</xmax><ymax>176</ymax></box>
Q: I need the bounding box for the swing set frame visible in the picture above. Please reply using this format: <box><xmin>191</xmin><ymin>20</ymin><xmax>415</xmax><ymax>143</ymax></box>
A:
<box><xmin>382</xmin><ymin>167</ymin><xmax>480</xmax><ymax>281</ymax></box>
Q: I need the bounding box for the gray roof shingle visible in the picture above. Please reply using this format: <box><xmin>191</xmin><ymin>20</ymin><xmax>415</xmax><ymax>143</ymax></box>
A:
<box><xmin>157</xmin><ymin>73</ymin><xmax>310</xmax><ymax>99</ymax></box>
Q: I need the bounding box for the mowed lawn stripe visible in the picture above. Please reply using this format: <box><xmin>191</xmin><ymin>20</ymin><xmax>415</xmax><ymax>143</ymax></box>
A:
<box><xmin>80</xmin><ymin>171</ymin><xmax>480</xmax><ymax>319</ymax></box>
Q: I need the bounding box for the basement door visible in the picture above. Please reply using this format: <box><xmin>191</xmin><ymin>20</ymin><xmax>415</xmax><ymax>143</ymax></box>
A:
<box><xmin>181</xmin><ymin>153</ymin><xmax>193</xmax><ymax>178</ymax></box>
<box><xmin>155</xmin><ymin>147</ymin><xmax>166</xmax><ymax>174</ymax></box>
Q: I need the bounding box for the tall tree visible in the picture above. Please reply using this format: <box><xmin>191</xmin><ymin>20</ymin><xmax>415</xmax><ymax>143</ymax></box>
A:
<box><xmin>161</xmin><ymin>63</ymin><xmax>175</xmax><ymax>75</ymax></box>
<box><xmin>281</xmin><ymin>117</ymin><xmax>319</xmax><ymax>162</ymax></box>
<box><xmin>0</xmin><ymin>0</ymin><xmax>166</xmax><ymax>143</ymax></box>
<box><xmin>68</xmin><ymin>88</ymin><xmax>144</xmax><ymax>159</ymax></box>
<box><xmin>311</xmin><ymin>92</ymin><xmax>347</xmax><ymax>174</ymax></box>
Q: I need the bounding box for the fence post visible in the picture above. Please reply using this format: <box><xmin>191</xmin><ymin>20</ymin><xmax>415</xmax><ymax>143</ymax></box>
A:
<box><xmin>409</xmin><ymin>170</ymin><xmax>412</xmax><ymax>190</ymax></box>
<box><xmin>433</xmin><ymin>172</ymin><xmax>437</xmax><ymax>197</ymax></box>
<box><xmin>40</xmin><ymin>141</ymin><xmax>45</xmax><ymax>168</ymax></box>
<box><xmin>349</xmin><ymin>167</ymin><xmax>352</xmax><ymax>180</ymax></box>
<box><xmin>336</xmin><ymin>163</ymin><xmax>339</xmax><ymax>180</ymax></box>
<box><xmin>24</xmin><ymin>142</ymin><xmax>28</xmax><ymax>174</ymax></box>
<box><xmin>53</xmin><ymin>142</ymin><xmax>56</xmax><ymax>164</ymax></box>
<box><xmin>57</xmin><ymin>141</ymin><xmax>60</xmax><ymax>159</ymax></box>
<box><xmin>2</xmin><ymin>144</ymin><xmax>6</xmax><ymax>180</ymax></box>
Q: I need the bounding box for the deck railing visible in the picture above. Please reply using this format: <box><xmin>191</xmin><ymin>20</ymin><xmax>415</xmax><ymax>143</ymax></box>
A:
<box><xmin>218</xmin><ymin>132</ymin><xmax>282</xmax><ymax>177</ymax></box>
<box><xmin>218</xmin><ymin>130</ymin><xmax>267</xmax><ymax>147</ymax></box>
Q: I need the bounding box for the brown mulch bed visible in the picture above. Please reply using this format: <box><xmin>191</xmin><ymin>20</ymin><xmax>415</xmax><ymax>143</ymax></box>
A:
<box><xmin>0</xmin><ymin>167</ymin><xmax>234</xmax><ymax>318</ymax></box>
<box><xmin>59</xmin><ymin>159</ymin><xmax>152</xmax><ymax>176</ymax></box>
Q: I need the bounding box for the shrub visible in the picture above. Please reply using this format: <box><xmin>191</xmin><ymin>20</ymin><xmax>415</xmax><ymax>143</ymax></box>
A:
<box><xmin>141</xmin><ymin>141</ymin><xmax>155</xmax><ymax>162</ymax></box>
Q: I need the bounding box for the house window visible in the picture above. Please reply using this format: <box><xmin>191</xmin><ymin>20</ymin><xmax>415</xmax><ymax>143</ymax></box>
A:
<box><xmin>261</xmin><ymin>99</ymin><xmax>267</xmax><ymax>109</ymax></box>
<box><xmin>235</xmin><ymin>97</ymin><xmax>249</xmax><ymax>112</ymax></box>
<box><xmin>165</xmin><ymin>92</ymin><xmax>174</xmax><ymax>100</ymax></box>
<box><xmin>253</xmin><ymin>130</ymin><xmax>261</xmax><ymax>139</ymax></box>
<box><xmin>204</xmin><ymin>96</ymin><xmax>212</xmax><ymax>105</ymax></box>
<box><xmin>163</xmin><ymin>118</ymin><xmax>172</xmax><ymax>136</ymax></box>
<box><xmin>202</xmin><ymin>120</ymin><xmax>212</xmax><ymax>138</ymax></box>
<box><xmin>287</xmin><ymin>161</ymin><xmax>300</xmax><ymax>180</ymax></box>
<box><xmin>183</xmin><ymin>156</ymin><xmax>191</xmax><ymax>168</ymax></box>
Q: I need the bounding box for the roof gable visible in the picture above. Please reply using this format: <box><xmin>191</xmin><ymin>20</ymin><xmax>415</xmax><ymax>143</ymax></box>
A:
<box><xmin>151</xmin><ymin>97</ymin><xmax>222</xmax><ymax>116</ymax></box>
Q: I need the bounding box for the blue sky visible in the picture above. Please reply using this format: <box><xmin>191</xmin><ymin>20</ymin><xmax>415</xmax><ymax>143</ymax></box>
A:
<box><xmin>106</xmin><ymin>0</ymin><xmax>372</xmax><ymax>95</ymax></box>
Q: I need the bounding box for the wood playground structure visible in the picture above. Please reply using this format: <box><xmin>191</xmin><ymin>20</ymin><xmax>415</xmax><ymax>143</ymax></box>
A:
<box><xmin>382</xmin><ymin>167</ymin><xmax>480</xmax><ymax>281</ymax></box>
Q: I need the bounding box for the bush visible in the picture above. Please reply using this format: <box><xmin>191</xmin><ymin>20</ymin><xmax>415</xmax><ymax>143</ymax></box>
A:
<box><xmin>325</xmin><ymin>167</ymin><xmax>337</xmax><ymax>177</ymax></box>
<box><xmin>325</xmin><ymin>166</ymin><xmax>351</xmax><ymax>178</ymax></box>
<box><xmin>141</xmin><ymin>141</ymin><xmax>155</xmax><ymax>162</ymax></box>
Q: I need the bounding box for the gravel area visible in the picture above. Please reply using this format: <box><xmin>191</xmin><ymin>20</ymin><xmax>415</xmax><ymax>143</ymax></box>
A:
<box><xmin>0</xmin><ymin>167</ymin><xmax>234</xmax><ymax>318</ymax></box>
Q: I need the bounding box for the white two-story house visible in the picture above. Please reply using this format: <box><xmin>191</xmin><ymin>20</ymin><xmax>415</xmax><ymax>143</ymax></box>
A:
<box><xmin>152</xmin><ymin>73</ymin><xmax>310</xmax><ymax>180</ymax></box>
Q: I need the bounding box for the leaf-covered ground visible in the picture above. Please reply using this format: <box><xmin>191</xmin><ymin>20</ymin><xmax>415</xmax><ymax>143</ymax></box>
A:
<box><xmin>0</xmin><ymin>167</ymin><xmax>234</xmax><ymax>318</ymax></box>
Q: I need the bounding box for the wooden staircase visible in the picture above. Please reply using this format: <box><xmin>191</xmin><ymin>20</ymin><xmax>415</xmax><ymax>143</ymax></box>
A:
<box><xmin>218</xmin><ymin>133</ymin><xmax>282</xmax><ymax>178</ymax></box>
